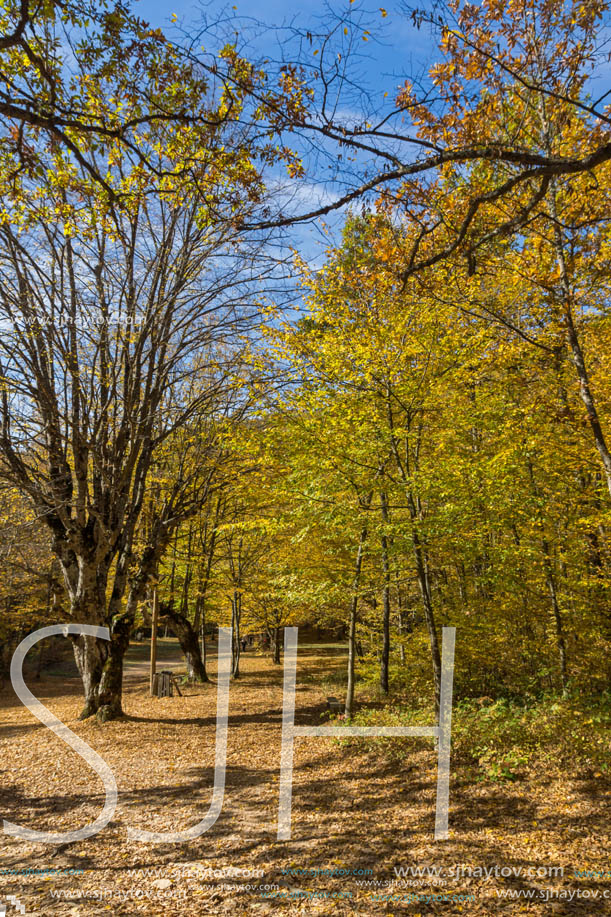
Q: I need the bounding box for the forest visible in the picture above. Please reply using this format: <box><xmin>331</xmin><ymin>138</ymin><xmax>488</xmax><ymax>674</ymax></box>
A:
<box><xmin>0</xmin><ymin>0</ymin><xmax>610</xmax><ymax>914</ymax></box>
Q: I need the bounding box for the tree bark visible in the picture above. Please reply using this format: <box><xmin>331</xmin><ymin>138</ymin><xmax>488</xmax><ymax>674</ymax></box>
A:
<box><xmin>70</xmin><ymin>619</ymin><xmax>131</xmax><ymax>722</ymax></box>
<box><xmin>542</xmin><ymin>541</ymin><xmax>569</xmax><ymax>697</ymax></box>
<box><xmin>548</xmin><ymin>191</ymin><xmax>611</xmax><ymax>498</ymax></box>
<box><xmin>272</xmin><ymin>626</ymin><xmax>281</xmax><ymax>664</ymax></box>
<box><xmin>410</xmin><ymin>525</ymin><xmax>442</xmax><ymax>712</ymax></box>
<box><xmin>527</xmin><ymin>458</ymin><xmax>569</xmax><ymax>695</ymax></box>
<box><xmin>96</xmin><ymin>615</ymin><xmax>132</xmax><ymax>721</ymax></box>
<box><xmin>346</xmin><ymin>491</ymin><xmax>373</xmax><ymax>718</ymax></box>
<box><xmin>195</xmin><ymin>595</ymin><xmax>209</xmax><ymax>682</ymax></box>
<box><xmin>385</xmin><ymin>397</ymin><xmax>442</xmax><ymax>710</ymax></box>
<box><xmin>379</xmin><ymin>490</ymin><xmax>391</xmax><ymax>695</ymax></box>
<box><xmin>161</xmin><ymin>603</ymin><xmax>207</xmax><ymax>682</ymax></box>
<box><xmin>231</xmin><ymin>591</ymin><xmax>241</xmax><ymax>678</ymax></box>
<box><xmin>563</xmin><ymin>306</ymin><xmax>611</xmax><ymax>498</ymax></box>
<box><xmin>70</xmin><ymin>633</ymin><xmax>108</xmax><ymax>720</ymax></box>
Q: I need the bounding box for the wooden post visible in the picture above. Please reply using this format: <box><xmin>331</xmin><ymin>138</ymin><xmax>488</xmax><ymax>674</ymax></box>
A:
<box><xmin>150</xmin><ymin>583</ymin><xmax>159</xmax><ymax>696</ymax></box>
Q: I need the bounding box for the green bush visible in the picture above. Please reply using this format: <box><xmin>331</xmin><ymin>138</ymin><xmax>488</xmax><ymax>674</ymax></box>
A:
<box><xmin>333</xmin><ymin>692</ymin><xmax>611</xmax><ymax>782</ymax></box>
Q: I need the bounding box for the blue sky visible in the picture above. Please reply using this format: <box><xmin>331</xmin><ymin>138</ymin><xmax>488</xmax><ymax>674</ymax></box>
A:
<box><xmin>133</xmin><ymin>0</ymin><xmax>441</xmax><ymax>146</ymax></box>
<box><xmin>134</xmin><ymin>0</ymin><xmax>438</xmax><ymax>85</ymax></box>
<box><xmin>128</xmin><ymin>1</ymin><xmax>611</xmax><ymax>273</ymax></box>
<box><xmin>131</xmin><ymin>1</ymin><xmax>442</xmax><ymax>267</ymax></box>
<box><xmin>117</xmin><ymin>2</ymin><xmax>439</xmax><ymax>300</ymax></box>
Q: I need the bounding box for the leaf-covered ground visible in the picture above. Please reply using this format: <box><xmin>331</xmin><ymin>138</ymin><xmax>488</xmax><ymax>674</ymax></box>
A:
<box><xmin>0</xmin><ymin>644</ymin><xmax>610</xmax><ymax>915</ymax></box>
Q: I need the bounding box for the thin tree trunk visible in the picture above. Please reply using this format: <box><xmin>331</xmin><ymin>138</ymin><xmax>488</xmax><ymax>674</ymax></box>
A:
<box><xmin>563</xmin><ymin>307</ymin><xmax>611</xmax><ymax>497</ymax></box>
<box><xmin>539</xmin><ymin>533</ymin><xmax>570</xmax><ymax>696</ymax></box>
<box><xmin>410</xmin><ymin>526</ymin><xmax>442</xmax><ymax>711</ymax></box>
<box><xmin>346</xmin><ymin>491</ymin><xmax>373</xmax><ymax>718</ymax></box>
<box><xmin>196</xmin><ymin>595</ymin><xmax>209</xmax><ymax>682</ymax></box>
<box><xmin>150</xmin><ymin>584</ymin><xmax>159</xmax><ymax>695</ymax></box>
<box><xmin>397</xmin><ymin>613</ymin><xmax>405</xmax><ymax>664</ymax></box>
<box><xmin>385</xmin><ymin>396</ymin><xmax>442</xmax><ymax>710</ymax></box>
<box><xmin>403</xmin><ymin>464</ymin><xmax>442</xmax><ymax>709</ymax></box>
<box><xmin>542</xmin><ymin>543</ymin><xmax>568</xmax><ymax>696</ymax></box>
<box><xmin>35</xmin><ymin>573</ymin><xmax>54</xmax><ymax>680</ymax></box>
<box><xmin>395</xmin><ymin>570</ymin><xmax>407</xmax><ymax>663</ymax></box>
<box><xmin>379</xmin><ymin>490</ymin><xmax>391</xmax><ymax>695</ymax></box>
<box><xmin>232</xmin><ymin>591</ymin><xmax>241</xmax><ymax>678</ymax></box>
<box><xmin>527</xmin><ymin>459</ymin><xmax>569</xmax><ymax>694</ymax></box>
<box><xmin>272</xmin><ymin>626</ymin><xmax>281</xmax><ymax>664</ymax></box>
<box><xmin>549</xmin><ymin>194</ymin><xmax>611</xmax><ymax>498</ymax></box>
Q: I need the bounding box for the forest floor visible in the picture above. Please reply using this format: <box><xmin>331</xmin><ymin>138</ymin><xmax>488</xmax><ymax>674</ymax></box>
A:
<box><xmin>0</xmin><ymin>641</ymin><xmax>610</xmax><ymax>916</ymax></box>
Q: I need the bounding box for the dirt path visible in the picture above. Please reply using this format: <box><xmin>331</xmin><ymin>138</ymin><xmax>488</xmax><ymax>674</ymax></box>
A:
<box><xmin>123</xmin><ymin>639</ymin><xmax>186</xmax><ymax>681</ymax></box>
<box><xmin>0</xmin><ymin>645</ymin><xmax>609</xmax><ymax>916</ymax></box>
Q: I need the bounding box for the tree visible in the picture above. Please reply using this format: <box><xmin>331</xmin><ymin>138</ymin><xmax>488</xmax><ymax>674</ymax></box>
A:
<box><xmin>0</xmin><ymin>0</ymin><xmax>304</xmax><ymax>209</ymax></box>
<box><xmin>253</xmin><ymin>203</ymin><xmax>611</xmax><ymax>707</ymax></box>
<box><xmin>0</xmin><ymin>158</ymin><xmax>270</xmax><ymax>718</ymax></box>
<box><xmin>224</xmin><ymin>0</ymin><xmax>611</xmax><ymax>279</ymax></box>
<box><xmin>150</xmin><ymin>402</ymin><xmax>253</xmax><ymax>683</ymax></box>
<box><xmin>0</xmin><ymin>486</ymin><xmax>56</xmax><ymax>680</ymax></box>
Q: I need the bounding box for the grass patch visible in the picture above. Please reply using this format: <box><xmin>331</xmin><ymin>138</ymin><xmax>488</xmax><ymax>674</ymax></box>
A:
<box><xmin>331</xmin><ymin>691</ymin><xmax>611</xmax><ymax>782</ymax></box>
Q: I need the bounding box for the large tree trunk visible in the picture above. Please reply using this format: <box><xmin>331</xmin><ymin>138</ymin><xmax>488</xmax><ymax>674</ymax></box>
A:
<box><xmin>184</xmin><ymin>634</ymin><xmax>207</xmax><ymax>682</ymax></box>
<box><xmin>62</xmin><ymin>549</ymin><xmax>135</xmax><ymax>721</ymax></box>
<box><xmin>70</xmin><ymin>619</ymin><xmax>131</xmax><ymax>721</ymax></box>
<box><xmin>71</xmin><ymin>634</ymin><xmax>108</xmax><ymax>720</ymax></box>
<box><xmin>96</xmin><ymin>615</ymin><xmax>132</xmax><ymax>721</ymax></box>
<box><xmin>161</xmin><ymin>603</ymin><xmax>207</xmax><ymax>682</ymax></box>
